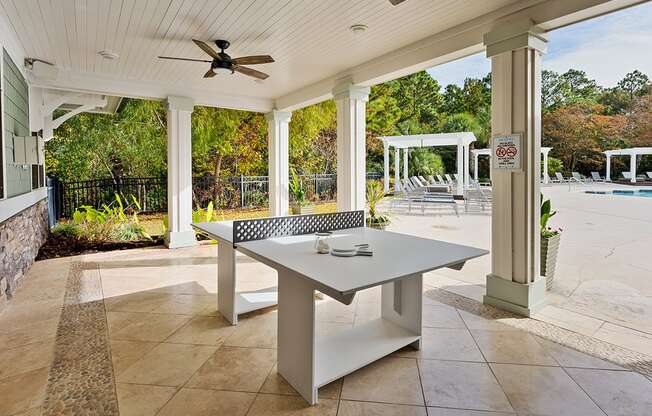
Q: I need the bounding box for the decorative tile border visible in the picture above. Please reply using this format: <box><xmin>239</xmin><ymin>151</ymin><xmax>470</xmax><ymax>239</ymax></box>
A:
<box><xmin>41</xmin><ymin>261</ymin><xmax>119</xmax><ymax>416</ymax></box>
<box><xmin>425</xmin><ymin>286</ymin><xmax>652</xmax><ymax>377</ymax></box>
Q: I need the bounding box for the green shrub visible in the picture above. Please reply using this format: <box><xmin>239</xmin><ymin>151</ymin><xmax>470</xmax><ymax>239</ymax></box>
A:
<box><xmin>52</xmin><ymin>222</ymin><xmax>79</xmax><ymax>238</ymax></box>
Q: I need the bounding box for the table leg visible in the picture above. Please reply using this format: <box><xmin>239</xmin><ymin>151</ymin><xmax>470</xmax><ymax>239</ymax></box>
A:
<box><xmin>381</xmin><ymin>273</ymin><xmax>422</xmax><ymax>350</ymax></box>
<box><xmin>217</xmin><ymin>240</ymin><xmax>237</xmax><ymax>325</ymax></box>
<box><xmin>277</xmin><ymin>268</ymin><xmax>317</xmax><ymax>404</ymax></box>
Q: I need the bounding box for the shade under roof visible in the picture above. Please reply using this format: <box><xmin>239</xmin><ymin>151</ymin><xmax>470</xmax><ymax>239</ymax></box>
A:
<box><xmin>379</xmin><ymin>132</ymin><xmax>476</xmax><ymax>148</ymax></box>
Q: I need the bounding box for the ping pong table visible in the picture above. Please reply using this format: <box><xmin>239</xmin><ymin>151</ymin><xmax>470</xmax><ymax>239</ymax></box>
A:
<box><xmin>194</xmin><ymin>211</ymin><xmax>487</xmax><ymax>405</ymax></box>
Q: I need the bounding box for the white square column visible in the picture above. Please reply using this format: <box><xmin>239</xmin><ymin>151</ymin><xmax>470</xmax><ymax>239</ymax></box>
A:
<box><xmin>605</xmin><ymin>154</ymin><xmax>611</xmax><ymax>181</ymax></box>
<box><xmin>165</xmin><ymin>96</ymin><xmax>197</xmax><ymax>249</ymax></box>
<box><xmin>630</xmin><ymin>153</ymin><xmax>637</xmax><ymax>183</ymax></box>
<box><xmin>483</xmin><ymin>24</ymin><xmax>548</xmax><ymax>316</ymax></box>
<box><xmin>334</xmin><ymin>82</ymin><xmax>370</xmax><ymax>211</ymax></box>
<box><xmin>394</xmin><ymin>148</ymin><xmax>401</xmax><ymax>191</ymax></box>
<box><xmin>266</xmin><ymin>110</ymin><xmax>292</xmax><ymax>217</ymax></box>
<box><xmin>456</xmin><ymin>142</ymin><xmax>464</xmax><ymax>195</ymax></box>
<box><xmin>403</xmin><ymin>149</ymin><xmax>409</xmax><ymax>183</ymax></box>
<box><xmin>383</xmin><ymin>142</ymin><xmax>390</xmax><ymax>192</ymax></box>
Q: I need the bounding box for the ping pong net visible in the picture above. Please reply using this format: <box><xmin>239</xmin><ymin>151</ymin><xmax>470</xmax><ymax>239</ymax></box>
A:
<box><xmin>232</xmin><ymin>210</ymin><xmax>364</xmax><ymax>243</ymax></box>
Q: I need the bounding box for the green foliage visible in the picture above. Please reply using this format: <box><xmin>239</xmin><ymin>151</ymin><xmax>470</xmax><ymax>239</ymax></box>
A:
<box><xmin>408</xmin><ymin>149</ymin><xmax>443</xmax><ymax>177</ymax></box>
<box><xmin>540</xmin><ymin>194</ymin><xmax>560</xmax><ymax>238</ymax></box>
<box><xmin>52</xmin><ymin>222</ymin><xmax>79</xmax><ymax>238</ymax></box>
<box><xmin>66</xmin><ymin>193</ymin><xmax>150</xmax><ymax>242</ymax></box>
<box><xmin>544</xmin><ymin>157</ymin><xmax>564</xmax><ymax>176</ymax></box>
<box><xmin>366</xmin><ymin>180</ymin><xmax>389</xmax><ymax>225</ymax></box>
<box><xmin>289</xmin><ymin>168</ymin><xmax>306</xmax><ymax>205</ymax></box>
<box><xmin>192</xmin><ymin>201</ymin><xmax>215</xmax><ymax>224</ymax></box>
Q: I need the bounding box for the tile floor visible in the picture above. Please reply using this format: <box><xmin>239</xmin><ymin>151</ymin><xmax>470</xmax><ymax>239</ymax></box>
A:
<box><xmin>1</xmin><ymin>245</ymin><xmax>652</xmax><ymax>416</ymax></box>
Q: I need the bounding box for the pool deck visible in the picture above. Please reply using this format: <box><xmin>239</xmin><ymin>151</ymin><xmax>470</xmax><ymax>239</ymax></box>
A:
<box><xmin>383</xmin><ymin>182</ymin><xmax>652</xmax><ymax>358</ymax></box>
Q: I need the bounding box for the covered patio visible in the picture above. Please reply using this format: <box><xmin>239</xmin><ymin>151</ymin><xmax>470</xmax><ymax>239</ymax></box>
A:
<box><xmin>2</xmin><ymin>0</ymin><xmax>652</xmax><ymax>415</ymax></box>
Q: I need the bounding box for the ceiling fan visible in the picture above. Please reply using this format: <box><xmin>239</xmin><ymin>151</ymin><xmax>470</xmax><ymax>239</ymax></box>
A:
<box><xmin>389</xmin><ymin>0</ymin><xmax>407</xmax><ymax>5</ymax></box>
<box><xmin>159</xmin><ymin>39</ymin><xmax>274</xmax><ymax>80</ymax></box>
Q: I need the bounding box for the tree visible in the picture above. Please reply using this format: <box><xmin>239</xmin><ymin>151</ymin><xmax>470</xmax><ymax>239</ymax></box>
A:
<box><xmin>408</xmin><ymin>148</ymin><xmax>444</xmax><ymax>176</ymax></box>
<box><xmin>617</xmin><ymin>70</ymin><xmax>650</xmax><ymax>98</ymax></box>
<box><xmin>542</xmin><ymin>69</ymin><xmax>600</xmax><ymax>111</ymax></box>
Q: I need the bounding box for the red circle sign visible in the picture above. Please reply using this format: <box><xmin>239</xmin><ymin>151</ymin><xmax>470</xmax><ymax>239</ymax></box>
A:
<box><xmin>506</xmin><ymin>146</ymin><xmax>518</xmax><ymax>157</ymax></box>
<box><xmin>495</xmin><ymin>147</ymin><xmax>507</xmax><ymax>157</ymax></box>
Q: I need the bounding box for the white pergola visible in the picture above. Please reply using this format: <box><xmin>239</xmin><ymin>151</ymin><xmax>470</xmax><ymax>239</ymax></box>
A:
<box><xmin>379</xmin><ymin>133</ymin><xmax>476</xmax><ymax>195</ymax></box>
<box><xmin>604</xmin><ymin>147</ymin><xmax>652</xmax><ymax>182</ymax></box>
<box><xmin>472</xmin><ymin>147</ymin><xmax>553</xmax><ymax>183</ymax></box>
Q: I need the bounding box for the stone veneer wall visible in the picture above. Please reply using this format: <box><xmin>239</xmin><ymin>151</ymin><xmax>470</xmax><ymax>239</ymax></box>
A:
<box><xmin>0</xmin><ymin>199</ymin><xmax>48</xmax><ymax>306</ymax></box>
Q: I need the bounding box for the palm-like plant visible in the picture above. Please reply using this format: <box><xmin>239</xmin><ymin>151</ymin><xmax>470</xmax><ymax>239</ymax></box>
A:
<box><xmin>366</xmin><ymin>181</ymin><xmax>390</xmax><ymax>227</ymax></box>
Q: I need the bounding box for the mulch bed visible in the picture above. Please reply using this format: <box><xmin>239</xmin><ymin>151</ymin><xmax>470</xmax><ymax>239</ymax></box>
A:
<box><xmin>36</xmin><ymin>233</ymin><xmax>165</xmax><ymax>260</ymax></box>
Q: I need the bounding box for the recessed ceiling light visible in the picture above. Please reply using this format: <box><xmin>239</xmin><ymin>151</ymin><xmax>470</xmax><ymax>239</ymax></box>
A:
<box><xmin>98</xmin><ymin>50</ymin><xmax>119</xmax><ymax>60</ymax></box>
<box><xmin>349</xmin><ymin>24</ymin><xmax>368</xmax><ymax>34</ymax></box>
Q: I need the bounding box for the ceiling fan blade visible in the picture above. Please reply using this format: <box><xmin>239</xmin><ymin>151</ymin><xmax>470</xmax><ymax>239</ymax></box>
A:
<box><xmin>192</xmin><ymin>39</ymin><xmax>222</xmax><ymax>61</ymax></box>
<box><xmin>231</xmin><ymin>55</ymin><xmax>274</xmax><ymax>65</ymax></box>
<box><xmin>158</xmin><ymin>56</ymin><xmax>212</xmax><ymax>63</ymax></box>
<box><xmin>204</xmin><ymin>69</ymin><xmax>216</xmax><ymax>78</ymax></box>
<box><xmin>234</xmin><ymin>65</ymin><xmax>269</xmax><ymax>80</ymax></box>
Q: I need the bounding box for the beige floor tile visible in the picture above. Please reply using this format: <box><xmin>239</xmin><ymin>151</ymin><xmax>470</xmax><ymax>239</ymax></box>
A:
<box><xmin>457</xmin><ymin>310</ymin><xmax>519</xmax><ymax>332</ymax></box>
<box><xmin>341</xmin><ymin>357</ymin><xmax>424</xmax><ymax>406</ymax></box>
<box><xmin>534</xmin><ymin>305</ymin><xmax>604</xmax><ymax>337</ymax></box>
<box><xmin>110</xmin><ymin>339</ymin><xmax>159</xmax><ymax>376</ymax></box>
<box><xmin>470</xmin><ymin>330</ymin><xmax>558</xmax><ymax>365</ymax></box>
<box><xmin>566</xmin><ymin>368</ymin><xmax>652</xmax><ymax>416</ymax></box>
<box><xmin>0</xmin><ymin>298</ymin><xmax>63</xmax><ymax>328</ymax></box>
<box><xmin>108</xmin><ymin>312</ymin><xmax>191</xmax><ymax>342</ymax></box>
<box><xmin>224</xmin><ymin>310</ymin><xmax>277</xmax><ymax>348</ymax></box>
<box><xmin>418</xmin><ymin>360</ymin><xmax>512</xmax><ymax>412</ymax></box>
<box><xmin>0</xmin><ymin>317</ymin><xmax>58</xmax><ymax>350</ymax></box>
<box><xmin>393</xmin><ymin>328</ymin><xmax>484</xmax><ymax>362</ymax></box>
<box><xmin>247</xmin><ymin>394</ymin><xmax>338</xmax><ymax>416</ymax></box>
<box><xmin>593</xmin><ymin>322</ymin><xmax>652</xmax><ymax>356</ymax></box>
<box><xmin>116</xmin><ymin>383</ymin><xmax>177</xmax><ymax>416</ymax></box>
<box><xmin>426</xmin><ymin>408</ymin><xmax>515</xmax><ymax>416</ymax></box>
<box><xmin>0</xmin><ymin>342</ymin><xmax>54</xmax><ymax>381</ymax></box>
<box><xmin>149</xmin><ymin>294</ymin><xmax>218</xmax><ymax>316</ymax></box>
<box><xmin>157</xmin><ymin>388</ymin><xmax>255</xmax><ymax>416</ymax></box>
<box><xmin>422</xmin><ymin>305</ymin><xmax>466</xmax><ymax>329</ymax></box>
<box><xmin>104</xmin><ymin>291</ymin><xmax>170</xmax><ymax>313</ymax></box>
<box><xmin>339</xmin><ymin>400</ymin><xmax>427</xmax><ymax>415</ymax></box>
<box><xmin>0</xmin><ymin>367</ymin><xmax>49</xmax><ymax>416</ymax></box>
<box><xmin>490</xmin><ymin>363</ymin><xmax>604</xmax><ymax>416</ymax></box>
<box><xmin>10</xmin><ymin>408</ymin><xmax>42</xmax><ymax>416</ymax></box>
<box><xmin>316</xmin><ymin>299</ymin><xmax>356</xmax><ymax>324</ymax></box>
<box><xmin>116</xmin><ymin>342</ymin><xmax>217</xmax><ymax>386</ymax></box>
<box><xmin>260</xmin><ymin>364</ymin><xmax>342</xmax><ymax>399</ymax></box>
<box><xmin>187</xmin><ymin>346</ymin><xmax>276</xmax><ymax>392</ymax></box>
<box><xmin>534</xmin><ymin>337</ymin><xmax>623</xmax><ymax>370</ymax></box>
<box><xmin>165</xmin><ymin>315</ymin><xmax>237</xmax><ymax>345</ymax></box>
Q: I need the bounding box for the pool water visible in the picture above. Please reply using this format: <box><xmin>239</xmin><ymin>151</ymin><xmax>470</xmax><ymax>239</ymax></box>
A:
<box><xmin>585</xmin><ymin>189</ymin><xmax>652</xmax><ymax>198</ymax></box>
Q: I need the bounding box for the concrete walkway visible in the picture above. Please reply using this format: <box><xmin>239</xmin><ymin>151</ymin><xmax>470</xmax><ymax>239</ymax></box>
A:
<box><xmin>384</xmin><ymin>183</ymin><xmax>652</xmax><ymax>358</ymax></box>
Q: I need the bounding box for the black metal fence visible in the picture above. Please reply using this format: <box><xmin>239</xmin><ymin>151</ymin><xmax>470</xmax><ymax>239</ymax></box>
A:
<box><xmin>49</xmin><ymin>172</ymin><xmax>383</xmax><ymax>219</ymax></box>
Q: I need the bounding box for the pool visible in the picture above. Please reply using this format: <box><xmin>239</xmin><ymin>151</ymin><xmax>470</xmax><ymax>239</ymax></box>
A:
<box><xmin>585</xmin><ymin>189</ymin><xmax>652</xmax><ymax>198</ymax></box>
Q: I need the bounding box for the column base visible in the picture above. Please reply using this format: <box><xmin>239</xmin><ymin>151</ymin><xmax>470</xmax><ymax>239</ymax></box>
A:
<box><xmin>165</xmin><ymin>230</ymin><xmax>198</xmax><ymax>249</ymax></box>
<box><xmin>483</xmin><ymin>274</ymin><xmax>546</xmax><ymax>317</ymax></box>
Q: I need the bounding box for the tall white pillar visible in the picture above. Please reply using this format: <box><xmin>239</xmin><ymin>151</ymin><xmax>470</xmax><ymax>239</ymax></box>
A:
<box><xmin>383</xmin><ymin>142</ymin><xmax>390</xmax><ymax>192</ymax></box>
<box><xmin>542</xmin><ymin>149</ymin><xmax>550</xmax><ymax>184</ymax></box>
<box><xmin>630</xmin><ymin>153</ymin><xmax>637</xmax><ymax>183</ymax></box>
<box><xmin>456</xmin><ymin>142</ymin><xmax>464</xmax><ymax>195</ymax></box>
<box><xmin>165</xmin><ymin>96</ymin><xmax>197</xmax><ymax>249</ymax></box>
<box><xmin>483</xmin><ymin>24</ymin><xmax>548</xmax><ymax>316</ymax></box>
<box><xmin>266</xmin><ymin>110</ymin><xmax>292</xmax><ymax>217</ymax></box>
<box><xmin>394</xmin><ymin>148</ymin><xmax>400</xmax><ymax>191</ymax></box>
<box><xmin>334</xmin><ymin>82</ymin><xmax>370</xmax><ymax>212</ymax></box>
<box><xmin>474</xmin><ymin>153</ymin><xmax>479</xmax><ymax>181</ymax></box>
<box><xmin>463</xmin><ymin>145</ymin><xmax>470</xmax><ymax>188</ymax></box>
<box><xmin>605</xmin><ymin>154</ymin><xmax>611</xmax><ymax>181</ymax></box>
<box><xmin>403</xmin><ymin>148</ymin><xmax>409</xmax><ymax>183</ymax></box>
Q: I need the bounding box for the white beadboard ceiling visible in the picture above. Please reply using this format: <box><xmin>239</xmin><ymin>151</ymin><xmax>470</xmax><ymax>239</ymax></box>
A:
<box><xmin>0</xmin><ymin>0</ymin><xmax>634</xmax><ymax>111</ymax></box>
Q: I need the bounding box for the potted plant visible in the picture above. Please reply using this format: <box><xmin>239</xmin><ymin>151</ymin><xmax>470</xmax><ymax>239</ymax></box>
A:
<box><xmin>289</xmin><ymin>168</ymin><xmax>308</xmax><ymax>215</ymax></box>
<box><xmin>366</xmin><ymin>180</ymin><xmax>390</xmax><ymax>230</ymax></box>
<box><xmin>540</xmin><ymin>194</ymin><xmax>562</xmax><ymax>290</ymax></box>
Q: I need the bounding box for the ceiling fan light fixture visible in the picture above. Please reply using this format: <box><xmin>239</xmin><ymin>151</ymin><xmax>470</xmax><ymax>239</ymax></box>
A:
<box><xmin>214</xmin><ymin>66</ymin><xmax>233</xmax><ymax>75</ymax></box>
<box><xmin>99</xmin><ymin>50</ymin><xmax>119</xmax><ymax>60</ymax></box>
<box><xmin>349</xmin><ymin>24</ymin><xmax>368</xmax><ymax>34</ymax></box>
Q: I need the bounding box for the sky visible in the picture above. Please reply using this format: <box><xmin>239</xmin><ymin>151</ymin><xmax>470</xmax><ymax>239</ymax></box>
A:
<box><xmin>426</xmin><ymin>1</ymin><xmax>652</xmax><ymax>88</ymax></box>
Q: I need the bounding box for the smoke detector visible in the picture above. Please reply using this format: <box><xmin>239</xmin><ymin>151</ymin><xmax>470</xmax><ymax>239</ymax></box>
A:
<box><xmin>349</xmin><ymin>24</ymin><xmax>368</xmax><ymax>34</ymax></box>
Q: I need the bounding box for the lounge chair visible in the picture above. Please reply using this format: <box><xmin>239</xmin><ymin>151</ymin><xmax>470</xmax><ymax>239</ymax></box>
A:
<box><xmin>436</xmin><ymin>174</ymin><xmax>446</xmax><ymax>185</ymax></box>
<box><xmin>444</xmin><ymin>174</ymin><xmax>455</xmax><ymax>186</ymax></box>
<box><xmin>545</xmin><ymin>174</ymin><xmax>560</xmax><ymax>184</ymax></box>
<box><xmin>622</xmin><ymin>172</ymin><xmax>632</xmax><ymax>180</ymax></box>
<box><xmin>555</xmin><ymin>172</ymin><xmax>570</xmax><ymax>183</ymax></box>
<box><xmin>571</xmin><ymin>172</ymin><xmax>588</xmax><ymax>183</ymax></box>
<box><xmin>391</xmin><ymin>179</ymin><xmax>457</xmax><ymax>216</ymax></box>
<box><xmin>464</xmin><ymin>185</ymin><xmax>492</xmax><ymax>212</ymax></box>
<box><xmin>590</xmin><ymin>172</ymin><xmax>605</xmax><ymax>182</ymax></box>
<box><xmin>647</xmin><ymin>172</ymin><xmax>652</xmax><ymax>180</ymax></box>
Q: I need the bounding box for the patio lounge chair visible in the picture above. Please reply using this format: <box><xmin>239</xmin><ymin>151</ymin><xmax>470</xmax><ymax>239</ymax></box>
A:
<box><xmin>571</xmin><ymin>172</ymin><xmax>589</xmax><ymax>183</ymax></box>
<box><xmin>464</xmin><ymin>185</ymin><xmax>492</xmax><ymax>212</ymax></box>
<box><xmin>555</xmin><ymin>172</ymin><xmax>570</xmax><ymax>183</ymax></box>
<box><xmin>647</xmin><ymin>172</ymin><xmax>652</xmax><ymax>180</ymax></box>
<box><xmin>392</xmin><ymin>179</ymin><xmax>457</xmax><ymax>216</ymax></box>
<box><xmin>436</xmin><ymin>174</ymin><xmax>446</xmax><ymax>185</ymax></box>
<box><xmin>622</xmin><ymin>172</ymin><xmax>632</xmax><ymax>180</ymax></box>
<box><xmin>591</xmin><ymin>172</ymin><xmax>605</xmax><ymax>182</ymax></box>
<box><xmin>444</xmin><ymin>174</ymin><xmax>455</xmax><ymax>185</ymax></box>
<box><xmin>545</xmin><ymin>174</ymin><xmax>560</xmax><ymax>184</ymax></box>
